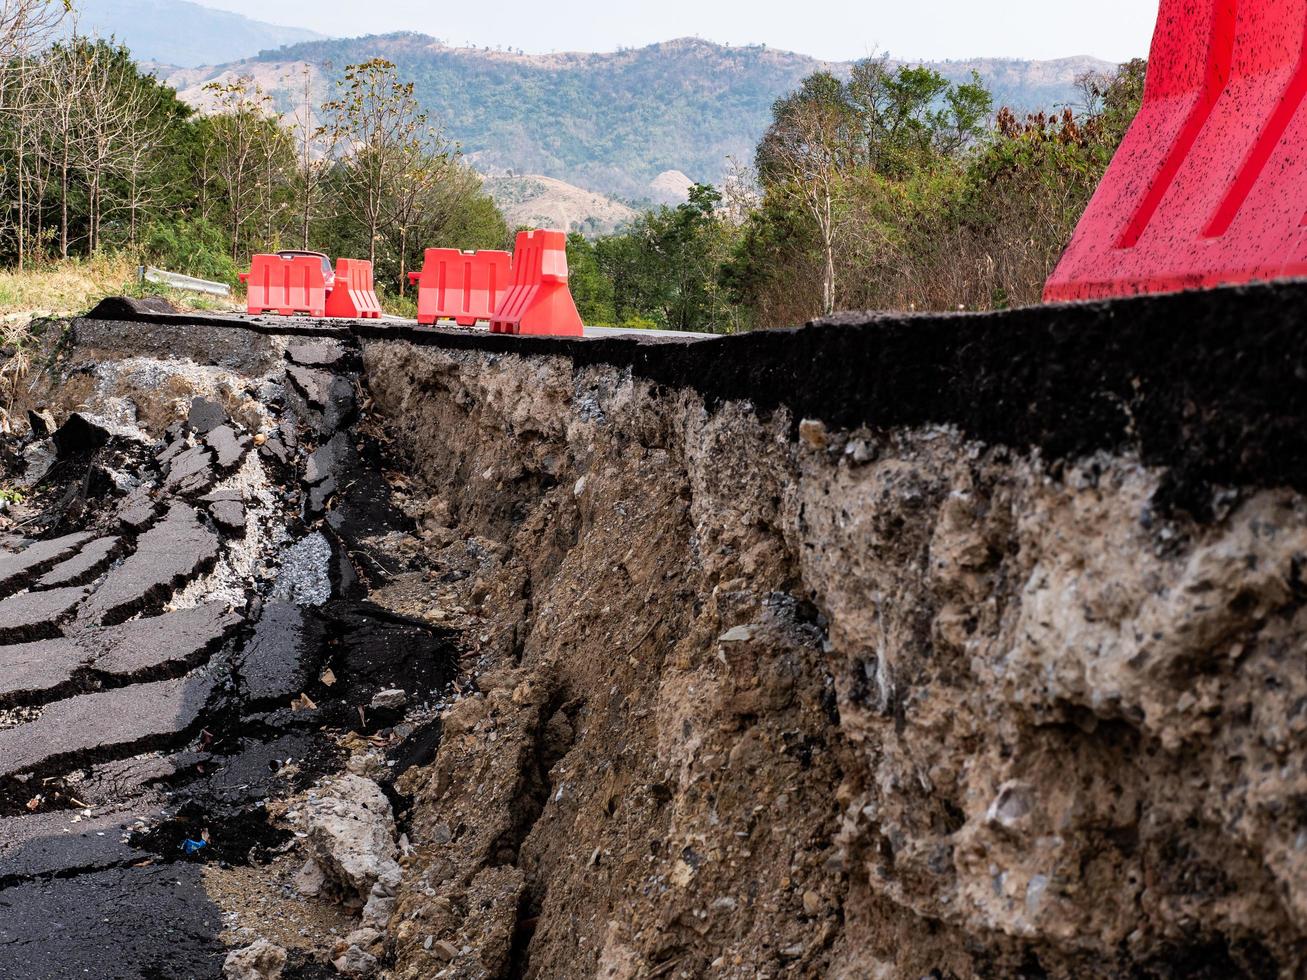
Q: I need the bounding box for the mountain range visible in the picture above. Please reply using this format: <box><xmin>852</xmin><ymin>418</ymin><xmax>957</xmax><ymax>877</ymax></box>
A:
<box><xmin>75</xmin><ymin>0</ymin><xmax>325</xmax><ymax>66</ymax></box>
<box><xmin>74</xmin><ymin>1</ymin><xmax>1116</xmax><ymax>226</ymax></box>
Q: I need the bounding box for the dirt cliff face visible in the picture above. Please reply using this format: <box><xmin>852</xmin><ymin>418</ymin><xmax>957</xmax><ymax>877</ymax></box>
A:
<box><xmin>6</xmin><ymin>291</ymin><xmax>1307</xmax><ymax>979</ymax></box>
<box><xmin>362</xmin><ymin>340</ymin><xmax>1307</xmax><ymax>979</ymax></box>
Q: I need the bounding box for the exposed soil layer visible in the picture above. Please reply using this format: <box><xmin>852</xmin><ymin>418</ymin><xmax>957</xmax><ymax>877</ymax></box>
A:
<box><xmin>5</xmin><ymin>289</ymin><xmax>1307</xmax><ymax>978</ymax></box>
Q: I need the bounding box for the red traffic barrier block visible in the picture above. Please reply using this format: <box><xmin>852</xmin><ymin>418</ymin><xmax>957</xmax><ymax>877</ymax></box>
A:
<box><xmin>1047</xmin><ymin>0</ymin><xmax>1307</xmax><ymax>301</ymax></box>
<box><xmin>325</xmin><ymin>258</ymin><xmax>383</xmax><ymax>319</ymax></box>
<box><xmin>489</xmin><ymin>230</ymin><xmax>584</xmax><ymax>337</ymax></box>
<box><xmin>407</xmin><ymin>248</ymin><xmax>511</xmax><ymax>326</ymax></box>
<box><xmin>239</xmin><ymin>254</ymin><xmax>327</xmax><ymax>317</ymax></box>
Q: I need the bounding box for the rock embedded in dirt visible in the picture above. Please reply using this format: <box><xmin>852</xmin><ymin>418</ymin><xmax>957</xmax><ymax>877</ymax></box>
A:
<box><xmin>284</xmin><ymin>774</ymin><xmax>401</xmax><ymax>906</ymax></box>
<box><xmin>370</xmin><ymin>689</ymin><xmax>407</xmax><ymax>711</ymax></box>
<box><xmin>0</xmin><ymin>674</ymin><xmax>215</xmax><ymax>778</ymax></box>
<box><xmin>222</xmin><ymin>939</ymin><xmax>287</xmax><ymax>980</ymax></box>
<box><xmin>332</xmin><ymin>945</ymin><xmax>379</xmax><ymax>978</ymax></box>
<box><xmin>78</xmin><ymin>504</ymin><xmax>220</xmax><ymax>626</ymax></box>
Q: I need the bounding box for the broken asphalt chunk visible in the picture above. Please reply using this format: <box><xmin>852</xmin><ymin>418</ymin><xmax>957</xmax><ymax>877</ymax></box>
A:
<box><xmin>50</xmin><ymin>413</ymin><xmax>111</xmax><ymax>457</ymax></box>
<box><xmin>186</xmin><ymin>396</ymin><xmax>228</xmax><ymax>436</ymax></box>
<box><xmin>204</xmin><ymin>424</ymin><xmax>250</xmax><ymax>471</ymax></box>
<box><xmin>78</xmin><ymin>505</ymin><xmax>219</xmax><ymax>626</ymax></box>
<box><xmin>0</xmin><ymin>674</ymin><xmax>216</xmax><ymax>779</ymax></box>
<box><xmin>0</xmin><ymin>638</ymin><xmax>87</xmax><ymax>707</ymax></box>
<box><xmin>0</xmin><ymin>531</ymin><xmax>96</xmax><ymax>597</ymax></box>
<box><xmin>162</xmin><ymin>444</ymin><xmax>216</xmax><ymax>497</ymax></box>
<box><xmin>237</xmin><ymin>602</ymin><xmax>315</xmax><ymax>707</ymax></box>
<box><xmin>33</xmin><ymin>536</ymin><xmax>120</xmax><ymax>590</ymax></box>
<box><xmin>0</xmin><ymin>585</ymin><xmax>89</xmax><ymax>642</ymax></box>
<box><xmin>88</xmin><ymin>603</ymin><xmax>241</xmax><ymax>680</ymax></box>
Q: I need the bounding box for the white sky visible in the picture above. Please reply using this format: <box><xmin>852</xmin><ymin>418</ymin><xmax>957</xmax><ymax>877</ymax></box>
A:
<box><xmin>197</xmin><ymin>0</ymin><xmax>1161</xmax><ymax>63</ymax></box>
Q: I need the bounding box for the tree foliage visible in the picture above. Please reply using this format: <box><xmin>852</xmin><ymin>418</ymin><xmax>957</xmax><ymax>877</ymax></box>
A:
<box><xmin>0</xmin><ymin>38</ymin><xmax>507</xmax><ymax>292</ymax></box>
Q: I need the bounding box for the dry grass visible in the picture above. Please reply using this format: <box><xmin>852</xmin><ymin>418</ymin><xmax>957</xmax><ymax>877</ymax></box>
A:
<box><xmin>0</xmin><ymin>254</ymin><xmax>239</xmax><ymax>319</ymax></box>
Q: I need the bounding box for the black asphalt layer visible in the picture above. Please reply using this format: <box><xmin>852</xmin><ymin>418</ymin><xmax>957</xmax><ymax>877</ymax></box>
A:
<box><xmin>84</xmin><ymin>281</ymin><xmax>1307</xmax><ymax>514</ymax></box>
<box><xmin>0</xmin><ymin>675</ymin><xmax>216</xmax><ymax>779</ymax></box>
<box><xmin>78</xmin><ymin>504</ymin><xmax>220</xmax><ymax>626</ymax></box>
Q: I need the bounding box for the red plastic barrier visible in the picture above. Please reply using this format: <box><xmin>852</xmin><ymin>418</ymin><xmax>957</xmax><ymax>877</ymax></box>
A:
<box><xmin>325</xmin><ymin>258</ymin><xmax>383</xmax><ymax>319</ymax></box>
<box><xmin>1046</xmin><ymin>0</ymin><xmax>1307</xmax><ymax>301</ymax></box>
<box><xmin>239</xmin><ymin>254</ymin><xmax>327</xmax><ymax>317</ymax></box>
<box><xmin>407</xmin><ymin>248</ymin><xmax>511</xmax><ymax>326</ymax></box>
<box><xmin>489</xmin><ymin>230</ymin><xmax>584</xmax><ymax>337</ymax></box>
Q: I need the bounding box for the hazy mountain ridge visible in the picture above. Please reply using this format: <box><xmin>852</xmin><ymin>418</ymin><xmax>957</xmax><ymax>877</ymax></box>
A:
<box><xmin>161</xmin><ymin>32</ymin><xmax>1113</xmax><ymax>200</ymax></box>
<box><xmin>75</xmin><ymin>0</ymin><xmax>326</xmax><ymax>67</ymax></box>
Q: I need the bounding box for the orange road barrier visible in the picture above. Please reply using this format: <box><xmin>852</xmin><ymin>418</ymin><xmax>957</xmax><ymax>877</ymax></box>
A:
<box><xmin>238</xmin><ymin>254</ymin><xmax>327</xmax><ymax>317</ymax></box>
<box><xmin>325</xmin><ymin>258</ymin><xmax>383</xmax><ymax>319</ymax></box>
<box><xmin>489</xmin><ymin>230</ymin><xmax>584</xmax><ymax>337</ymax></box>
<box><xmin>408</xmin><ymin>248</ymin><xmax>512</xmax><ymax>326</ymax></box>
<box><xmin>1047</xmin><ymin>0</ymin><xmax>1307</xmax><ymax>301</ymax></box>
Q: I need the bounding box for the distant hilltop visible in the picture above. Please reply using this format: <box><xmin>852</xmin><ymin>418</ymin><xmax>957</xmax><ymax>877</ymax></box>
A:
<box><xmin>70</xmin><ymin>0</ymin><xmax>1118</xmax><ymax>219</ymax></box>
<box><xmin>156</xmin><ymin>32</ymin><xmax>1111</xmax><ymax>202</ymax></box>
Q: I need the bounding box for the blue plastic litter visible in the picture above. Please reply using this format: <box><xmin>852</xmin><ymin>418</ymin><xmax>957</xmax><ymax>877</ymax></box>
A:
<box><xmin>181</xmin><ymin>838</ymin><xmax>208</xmax><ymax>856</ymax></box>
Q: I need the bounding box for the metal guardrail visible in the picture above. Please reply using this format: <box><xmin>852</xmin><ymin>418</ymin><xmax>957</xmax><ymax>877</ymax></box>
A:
<box><xmin>138</xmin><ymin>266</ymin><xmax>231</xmax><ymax>297</ymax></box>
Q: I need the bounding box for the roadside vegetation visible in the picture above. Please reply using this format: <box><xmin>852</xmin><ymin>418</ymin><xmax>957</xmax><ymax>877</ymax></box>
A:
<box><xmin>0</xmin><ymin>0</ymin><xmax>1143</xmax><ymax>331</ymax></box>
<box><xmin>573</xmin><ymin>57</ymin><xmax>1146</xmax><ymax>331</ymax></box>
<box><xmin>0</xmin><ymin>3</ymin><xmax>507</xmax><ymax>302</ymax></box>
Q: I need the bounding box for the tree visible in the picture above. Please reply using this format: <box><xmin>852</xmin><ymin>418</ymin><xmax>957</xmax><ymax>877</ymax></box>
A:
<box><xmin>202</xmin><ymin>77</ymin><xmax>282</xmax><ymax>260</ymax></box>
<box><xmin>757</xmin><ymin>76</ymin><xmax>847</xmax><ymax>315</ymax></box>
<box><xmin>322</xmin><ymin>58</ymin><xmax>429</xmax><ymax>266</ymax></box>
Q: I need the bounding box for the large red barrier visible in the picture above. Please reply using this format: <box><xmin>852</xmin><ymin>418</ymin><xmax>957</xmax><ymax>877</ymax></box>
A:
<box><xmin>325</xmin><ymin>258</ymin><xmax>383</xmax><ymax>319</ymax></box>
<box><xmin>408</xmin><ymin>248</ymin><xmax>511</xmax><ymax>326</ymax></box>
<box><xmin>239</xmin><ymin>254</ymin><xmax>327</xmax><ymax>317</ymax></box>
<box><xmin>1046</xmin><ymin>0</ymin><xmax>1307</xmax><ymax>301</ymax></box>
<box><xmin>489</xmin><ymin>230</ymin><xmax>584</xmax><ymax>337</ymax></box>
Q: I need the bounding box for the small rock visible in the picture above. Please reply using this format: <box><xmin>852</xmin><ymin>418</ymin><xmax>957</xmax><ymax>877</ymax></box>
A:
<box><xmin>370</xmin><ymin>689</ymin><xmax>407</xmax><ymax>711</ymax></box>
<box><xmin>718</xmin><ymin>625</ymin><xmax>756</xmax><ymax>643</ymax></box>
<box><xmin>344</xmin><ymin>927</ymin><xmax>381</xmax><ymax>950</ymax></box>
<box><xmin>845</xmin><ymin>439</ymin><xmax>876</xmax><ymax>465</ymax></box>
<box><xmin>332</xmin><ymin>945</ymin><xmax>378</xmax><ymax>977</ymax></box>
<box><xmin>431</xmin><ymin>940</ymin><xmax>459</xmax><ymax>962</ymax></box>
<box><xmin>798</xmin><ymin>418</ymin><xmax>827</xmax><ymax>449</ymax></box>
<box><xmin>26</xmin><ymin>409</ymin><xmax>56</xmax><ymax>438</ymax></box>
<box><xmin>223</xmin><ymin>939</ymin><xmax>287</xmax><ymax>980</ymax></box>
<box><xmin>294</xmin><ymin>857</ymin><xmax>326</xmax><ymax>897</ymax></box>
<box><xmin>284</xmin><ymin>775</ymin><xmax>401</xmax><ymax>905</ymax></box>
<box><xmin>802</xmin><ymin>890</ymin><xmax>821</xmax><ymax>915</ymax></box>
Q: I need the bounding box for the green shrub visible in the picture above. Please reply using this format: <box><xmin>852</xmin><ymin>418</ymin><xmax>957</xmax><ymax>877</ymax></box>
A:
<box><xmin>140</xmin><ymin>218</ymin><xmax>240</xmax><ymax>285</ymax></box>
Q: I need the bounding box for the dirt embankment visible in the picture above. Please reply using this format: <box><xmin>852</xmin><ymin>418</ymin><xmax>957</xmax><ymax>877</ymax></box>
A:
<box><xmin>6</xmin><ymin>285</ymin><xmax>1307</xmax><ymax>979</ymax></box>
<box><xmin>360</xmin><ymin>330</ymin><xmax>1307</xmax><ymax>979</ymax></box>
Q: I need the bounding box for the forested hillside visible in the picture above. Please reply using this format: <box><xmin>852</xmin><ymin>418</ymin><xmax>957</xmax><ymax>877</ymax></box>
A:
<box><xmin>164</xmin><ymin>33</ymin><xmax>1110</xmax><ymax>200</ymax></box>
